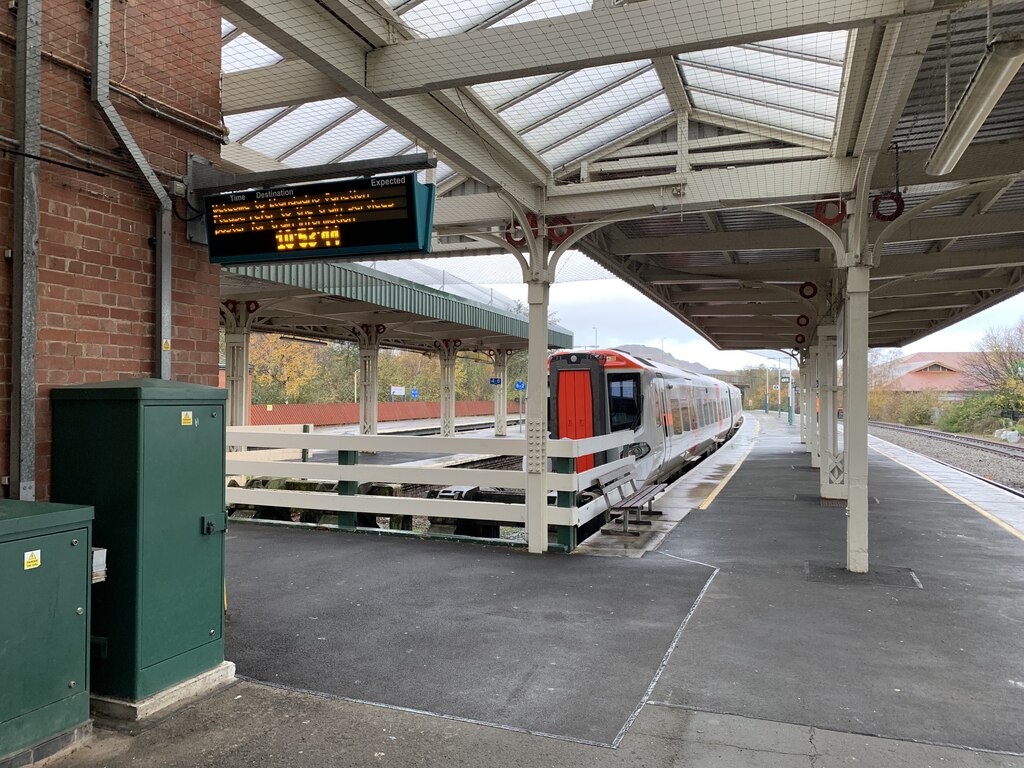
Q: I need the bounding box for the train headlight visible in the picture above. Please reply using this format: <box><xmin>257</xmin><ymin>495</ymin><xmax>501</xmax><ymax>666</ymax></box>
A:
<box><xmin>622</xmin><ymin>442</ymin><xmax>651</xmax><ymax>459</ymax></box>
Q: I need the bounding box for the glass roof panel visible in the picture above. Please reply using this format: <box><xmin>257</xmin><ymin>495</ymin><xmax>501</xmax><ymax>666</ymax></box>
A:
<box><xmin>543</xmin><ymin>96</ymin><xmax>671</xmax><ymax>168</ymax></box>
<box><xmin>492</xmin><ymin>0</ymin><xmax>593</xmax><ymax>26</ymax></box>
<box><xmin>523</xmin><ymin>69</ymin><xmax>663</xmax><ymax>150</ymax></box>
<box><xmin>400</xmin><ymin>0</ymin><xmax>519</xmax><ymax>38</ymax></box>
<box><xmin>285</xmin><ymin>111</ymin><xmax>390</xmax><ymax>166</ymax></box>
<box><xmin>473</xmin><ymin>74</ymin><xmax>562</xmax><ymax>109</ymax></box>
<box><xmin>222</xmin><ymin>32</ymin><xmax>282</xmax><ymax>73</ymax></box>
<box><xmin>221</xmin><ymin>19</ymin><xmax>236</xmax><ymax>37</ymax></box>
<box><xmin>340</xmin><ymin>130</ymin><xmax>413</xmax><ymax>162</ymax></box>
<box><xmin>695</xmin><ymin>93</ymin><xmax>834</xmax><ymax>139</ymax></box>
<box><xmin>683</xmin><ymin>67</ymin><xmax>838</xmax><ymax>121</ymax></box>
<box><xmin>679</xmin><ymin>47</ymin><xmax>841</xmax><ymax>93</ymax></box>
<box><xmin>241</xmin><ymin>99</ymin><xmax>357</xmax><ymax>159</ymax></box>
<box><xmin>224</xmin><ymin>108</ymin><xmax>286</xmax><ymax>141</ymax></box>
<box><xmin>747</xmin><ymin>31</ymin><xmax>848</xmax><ymax>64</ymax></box>
<box><xmin>501</xmin><ymin>62</ymin><xmax>650</xmax><ymax>130</ymax></box>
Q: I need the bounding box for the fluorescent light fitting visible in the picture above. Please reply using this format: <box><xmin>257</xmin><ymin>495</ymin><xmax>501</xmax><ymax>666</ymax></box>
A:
<box><xmin>280</xmin><ymin>336</ymin><xmax>328</xmax><ymax>346</ymax></box>
<box><xmin>924</xmin><ymin>35</ymin><xmax>1024</xmax><ymax>176</ymax></box>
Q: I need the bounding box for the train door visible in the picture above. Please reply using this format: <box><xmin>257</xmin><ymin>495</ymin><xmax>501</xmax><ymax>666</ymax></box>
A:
<box><xmin>653</xmin><ymin>377</ymin><xmax>671</xmax><ymax>464</ymax></box>
<box><xmin>557</xmin><ymin>368</ymin><xmax>596</xmax><ymax>472</ymax></box>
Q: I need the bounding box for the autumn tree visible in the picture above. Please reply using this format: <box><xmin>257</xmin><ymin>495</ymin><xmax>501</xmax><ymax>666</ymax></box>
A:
<box><xmin>248</xmin><ymin>334</ymin><xmax>329</xmax><ymax>404</ymax></box>
<box><xmin>966</xmin><ymin>316</ymin><xmax>1024</xmax><ymax>413</ymax></box>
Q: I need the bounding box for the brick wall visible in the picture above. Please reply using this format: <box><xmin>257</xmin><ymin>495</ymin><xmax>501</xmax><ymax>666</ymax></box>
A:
<box><xmin>1</xmin><ymin>0</ymin><xmax>223</xmax><ymax>496</ymax></box>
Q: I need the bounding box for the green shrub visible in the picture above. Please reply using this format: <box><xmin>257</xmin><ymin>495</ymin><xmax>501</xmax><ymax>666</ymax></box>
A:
<box><xmin>895</xmin><ymin>391</ymin><xmax>939</xmax><ymax>426</ymax></box>
<box><xmin>937</xmin><ymin>394</ymin><xmax>1002</xmax><ymax>433</ymax></box>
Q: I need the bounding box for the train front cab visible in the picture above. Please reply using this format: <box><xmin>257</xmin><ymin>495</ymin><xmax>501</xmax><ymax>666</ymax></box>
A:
<box><xmin>548</xmin><ymin>352</ymin><xmax>643</xmax><ymax>473</ymax></box>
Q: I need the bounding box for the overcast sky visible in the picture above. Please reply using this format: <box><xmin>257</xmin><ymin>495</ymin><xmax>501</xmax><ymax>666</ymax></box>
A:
<box><xmin>489</xmin><ymin>277</ymin><xmax>1024</xmax><ymax>372</ymax></box>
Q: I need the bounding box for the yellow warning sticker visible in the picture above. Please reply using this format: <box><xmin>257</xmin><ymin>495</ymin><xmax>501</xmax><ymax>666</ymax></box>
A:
<box><xmin>181</xmin><ymin>411</ymin><xmax>194</xmax><ymax>426</ymax></box>
<box><xmin>162</xmin><ymin>338</ymin><xmax>172</xmax><ymax>351</ymax></box>
<box><xmin>24</xmin><ymin>550</ymin><xmax>41</xmax><ymax>570</ymax></box>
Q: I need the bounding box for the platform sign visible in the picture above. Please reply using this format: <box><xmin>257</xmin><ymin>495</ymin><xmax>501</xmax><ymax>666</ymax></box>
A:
<box><xmin>410</xmin><ymin>387</ymin><xmax>419</xmax><ymax>400</ymax></box>
<box><xmin>781</xmin><ymin>376</ymin><xmax>790</xmax><ymax>384</ymax></box>
<box><xmin>772</xmin><ymin>384</ymin><xmax>780</xmax><ymax>391</ymax></box>
<box><xmin>489</xmin><ymin>377</ymin><xmax>502</xmax><ymax>385</ymax></box>
<box><xmin>390</xmin><ymin>386</ymin><xmax>406</xmax><ymax>397</ymax></box>
<box><xmin>514</xmin><ymin>380</ymin><xmax>526</xmax><ymax>391</ymax></box>
<box><xmin>204</xmin><ymin>173</ymin><xmax>435</xmax><ymax>265</ymax></box>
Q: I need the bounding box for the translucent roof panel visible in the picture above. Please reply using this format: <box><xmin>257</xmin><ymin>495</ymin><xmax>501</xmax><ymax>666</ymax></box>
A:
<box><xmin>473</xmin><ymin>74</ymin><xmax>562</xmax><ymax>110</ymax></box>
<box><xmin>221</xmin><ymin>19</ymin><xmax>236</xmax><ymax>37</ymax></box>
<box><xmin>340</xmin><ymin>130</ymin><xmax>413</xmax><ymax>162</ymax></box>
<box><xmin>222</xmin><ymin>33</ymin><xmax>282</xmax><ymax>73</ymax></box>
<box><xmin>284</xmin><ymin>111</ymin><xmax>390</xmax><ymax>167</ymax></box>
<box><xmin>224</xmin><ymin>108</ymin><xmax>287</xmax><ymax>142</ymax></box>
<box><xmin>695</xmin><ymin>93</ymin><xmax>834</xmax><ymax>139</ymax></box>
<box><xmin>501</xmin><ymin>62</ymin><xmax>651</xmax><ymax>131</ymax></box>
<box><xmin>400</xmin><ymin>0</ymin><xmax>518</xmax><ymax>38</ymax></box>
<box><xmin>241</xmin><ymin>99</ymin><xmax>358</xmax><ymax>160</ymax></box>
<box><xmin>683</xmin><ymin>68</ymin><xmax>838</xmax><ymax>121</ymax></box>
<box><xmin>679</xmin><ymin>31</ymin><xmax>847</xmax><ymax>141</ymax></box>
<box><xmin>544</xmin><ymin>96</ymin><xmax>672</xmax><ymax>168</ymax></box>
<box><xmin>523</xmin><ymin>69</ymin><xmax>663</xmax><ymax>151</ymax></box>
<box><xmin>748</xmin><ymin>31</ymin><xmax>848</xmax><ymax>64</ymax></box>
<box><xmin>679</xmin><ymin>47</ymin><xmax>842</xmax><ymax>94</ymax></box>
<box><xmin>491</xmin><ymin>0</ymin><xmax>594</xmax><ymax>27</ymax></box>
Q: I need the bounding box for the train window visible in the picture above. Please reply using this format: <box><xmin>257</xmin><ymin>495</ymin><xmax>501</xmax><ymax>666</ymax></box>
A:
<box><xmin>608</xmin><ymin>373</ymin><xmax>642</xmax><ymax>432</ymax></box>
<box><xmin>670</xmin><ymin>391</ymin><xmax>684</xmax><ymax>436</ymax></box>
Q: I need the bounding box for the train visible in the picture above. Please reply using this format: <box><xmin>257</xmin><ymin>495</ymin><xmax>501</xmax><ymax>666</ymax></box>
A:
<box><xmin>548</xmin><ymin>348</ymin><xmax>744</xmax><ymax>486</ymax></box>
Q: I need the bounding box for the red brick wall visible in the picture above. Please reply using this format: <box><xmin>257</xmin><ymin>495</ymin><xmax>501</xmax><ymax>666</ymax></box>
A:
<box><xmin>246</xmin><ymin>400</ymin><xmax>526</xmax><ymax>427</ymax></box>
<box><xmin>1</xmin><ymin>1</ymin><xmax>223</xmax><ymax>496</ymax></box>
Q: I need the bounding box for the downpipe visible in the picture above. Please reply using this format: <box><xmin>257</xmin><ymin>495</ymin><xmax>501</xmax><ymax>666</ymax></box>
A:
<box><xmin>90</xmin><ymin>0</ymin><xmax>172</xmax><ymax>379</ymax></box>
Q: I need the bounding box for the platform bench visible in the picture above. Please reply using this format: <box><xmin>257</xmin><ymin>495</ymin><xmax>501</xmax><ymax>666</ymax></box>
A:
<box><xmin>595</xmin><ymin>466</ymin><xmax>667</xmax><ymax>536</ymax></box>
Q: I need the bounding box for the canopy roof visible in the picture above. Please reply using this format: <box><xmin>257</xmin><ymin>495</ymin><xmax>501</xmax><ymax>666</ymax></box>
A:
<box><xmin>217</xmin><ymin>0</ymin><xmax>1024</xmax><ymax>352</ymax></box>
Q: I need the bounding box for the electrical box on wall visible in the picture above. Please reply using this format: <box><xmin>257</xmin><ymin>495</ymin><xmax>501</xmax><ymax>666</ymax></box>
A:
<box><xmin>0</xmin><ymin>500</ymin><xmax>93</xmax><ymax>762</ymax></box>
<box><xmin>50</xmin><ymin>379</ymin><xmax>228</xmax><ymax>702</ymax></box>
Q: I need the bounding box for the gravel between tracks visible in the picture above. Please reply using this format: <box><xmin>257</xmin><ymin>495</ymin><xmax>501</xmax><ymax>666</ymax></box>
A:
<box><xmin>868</xmin><ymin>424</ymin><xmax>1024</xmax><ymax>492</ymax></box>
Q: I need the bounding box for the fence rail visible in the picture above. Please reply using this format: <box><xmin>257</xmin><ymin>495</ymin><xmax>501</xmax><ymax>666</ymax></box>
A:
<box><xmin>224</xmin><ymin>426</ymin><xmax>637</xmax><ymax>532</ymax></box>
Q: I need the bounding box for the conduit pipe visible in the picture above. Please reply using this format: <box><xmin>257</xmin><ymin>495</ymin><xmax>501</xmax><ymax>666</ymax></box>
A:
<box><xmin>10</xmin><ymin>0</ymin><xmax>42</xmax><ymax>499</ymax></box>
<box><xmin>91</xmin><ymin>0</ymin><xmax>172</xmax><ymax>379</ymax></box>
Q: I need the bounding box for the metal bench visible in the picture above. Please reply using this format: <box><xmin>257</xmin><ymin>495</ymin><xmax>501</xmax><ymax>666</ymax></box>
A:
<box><xmin>595</xmin><ymin>466</ymin><xmax>667</xmax><ymax>536</ymax></box>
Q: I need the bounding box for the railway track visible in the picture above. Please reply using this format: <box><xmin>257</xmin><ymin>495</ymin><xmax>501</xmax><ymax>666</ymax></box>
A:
<box><xmin>868</xmin><ymin>421</ymin><xmax>1024</xmax><ymax>460</ymax></box>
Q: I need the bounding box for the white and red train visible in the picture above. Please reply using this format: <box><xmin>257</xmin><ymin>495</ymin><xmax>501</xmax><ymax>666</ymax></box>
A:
<box><xmin>548</xmin><ymin>348</ymin><xmax>743</xmax><ymax>485</ymax></box>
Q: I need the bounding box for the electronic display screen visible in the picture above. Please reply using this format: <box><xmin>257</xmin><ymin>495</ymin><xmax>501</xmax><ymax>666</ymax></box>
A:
<box><xmin>204</xmin><ymin>173</ymin><xmax>434</xmax><ymax>264</ymax></box>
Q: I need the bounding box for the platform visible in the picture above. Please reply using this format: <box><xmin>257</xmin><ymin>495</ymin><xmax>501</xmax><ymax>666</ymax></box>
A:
<box><xmin>50</xmin><ymin>413</ymin><xmax>1024</xmax><ymax>767</ymax></box>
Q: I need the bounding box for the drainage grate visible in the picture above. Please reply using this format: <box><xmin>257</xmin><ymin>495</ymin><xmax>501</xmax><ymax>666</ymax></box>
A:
<box><xmin>804</xmin><ymin>561</ymin><xmax>923</xmax><ymax>589</ymax></box>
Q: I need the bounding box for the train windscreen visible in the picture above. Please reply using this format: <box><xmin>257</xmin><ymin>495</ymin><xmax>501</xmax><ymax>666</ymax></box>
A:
<box><xmin>608</xmin><ymin>373</ymin><xmax>641</xmax><ymax>432</ymax></box>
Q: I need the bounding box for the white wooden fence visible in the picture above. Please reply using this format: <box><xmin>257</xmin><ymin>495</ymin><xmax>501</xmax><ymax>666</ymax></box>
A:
<box><xmin>225</xmin><ymin>427</ymin><xmax>638</xmax><ymax>531</ymax></box>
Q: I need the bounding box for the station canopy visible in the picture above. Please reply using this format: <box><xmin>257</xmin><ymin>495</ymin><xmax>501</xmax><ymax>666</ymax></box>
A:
<box><xmin>217</xmin><ymin>0</ymin><xmax>1024</xmax><ymax>352</ymax></box>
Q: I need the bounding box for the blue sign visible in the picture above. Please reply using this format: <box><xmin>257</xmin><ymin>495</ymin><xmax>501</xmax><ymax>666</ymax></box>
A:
<box><xmin>514</xmin><ymin>380</ymin><xmax>526</xmax><ymax>391</ymax></box>
<box><xmin>410</xmin><ymin>387</ymin><xmax>419</xmax><ymax>400</ymax></box>
<box><xmin>489</xmin><ymin>377</ymin><xmax>502</xmax><ymax>385</ymax></box>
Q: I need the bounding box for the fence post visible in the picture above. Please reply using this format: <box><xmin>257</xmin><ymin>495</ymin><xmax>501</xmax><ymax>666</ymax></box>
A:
<box><xmin>301</xmin><ymin>423</ymin><xmax>312</xmax><ymax>462</ymax></box>
<box><xmin>553</xmin><ymin>456</ymin><xmax>577</xmax><ymax>552</ymax></box>
<box><xmin>336</xmin><ymin>449</ymin><xmax>359</xmax><ymax>528</ymax></box>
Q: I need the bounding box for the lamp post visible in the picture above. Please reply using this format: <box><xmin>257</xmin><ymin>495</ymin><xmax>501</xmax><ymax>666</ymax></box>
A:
<box><xmin>764</xmin><ymin>365</ymin><xmax>769</xmax><ymax>413</ymax></box>
<box><xmin>788</xmin><ymin>357</ymin><xmax>794</xmax><ymax>425</ymax></box>
<box><xmin>777</xmin><ymin>359</ymin><xmax>782</xmax><ymax>418</ymax></box>
<box><xmin>593</xmin><ymin>326</ymin><xmax>598</xmax><ymax>349</ymax></box>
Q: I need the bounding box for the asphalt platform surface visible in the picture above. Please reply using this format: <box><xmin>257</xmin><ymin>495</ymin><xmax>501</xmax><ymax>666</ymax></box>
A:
<box><xmin>653</xmin><ymin>419</ymin><xmax>1024</xmax><ymax>753</ymax></box>
<box><xmin>225</xmin><ymin>526</ymin><xmax>714</xmax><ymax>745</ymax></box>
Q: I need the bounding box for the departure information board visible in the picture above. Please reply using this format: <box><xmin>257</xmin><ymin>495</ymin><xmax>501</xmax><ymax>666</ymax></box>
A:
<box><xmin>204</xmin><ymin>173</ymin><xmax>435</xmax><ymax>265</ymax></box>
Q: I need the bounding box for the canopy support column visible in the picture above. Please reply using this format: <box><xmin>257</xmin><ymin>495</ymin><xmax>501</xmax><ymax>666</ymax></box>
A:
<box><xmin>845</xmin><ymin>266</ymin><xmax>871</xmax><ymax>572</ymax></box>
<box><xmin>492</xmin><ymin>349</ymin><xmax>509</xmax><ymax>437</ymax></box>
<box><xmin>437</xmin><ymin>339</ymin><xmax>459</xmax><ymax>437</ymax></box>
<box><xmin>798</xmin><ymin>361</ymin><xmax>808</xmax><ymax>444</ymax></box>
<box><xmin>808</xmin><ymin>345</ymin><xmax>820</xmax><ymax>466</ymax></box>
<box><xmin>819</xmin><ymin>324</ymin><xmax>847</xmax><ymax>499</ymax></box>
<box><xmin>525</xmin><ymin>280</ymin><xmax>550</xmax><ymax>553</ymax></box>
<box><xmin>355</xmin><ymin>324</ymin><xmax>384</xmax><ymax>436</ymax></box>
<box><xmin>222</xmin><ymin>301</ymin><xmax>258</xmax><ymax>429</ymax></box>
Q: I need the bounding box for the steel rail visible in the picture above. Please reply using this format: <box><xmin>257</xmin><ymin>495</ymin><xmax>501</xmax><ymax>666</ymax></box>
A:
<box><xmin>869</xmin><ymin>421</ymin><xmax>1024</xmax><ymax>460</ymax></box>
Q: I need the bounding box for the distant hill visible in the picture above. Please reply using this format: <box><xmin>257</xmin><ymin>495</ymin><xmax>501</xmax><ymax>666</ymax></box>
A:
<box><xmin>614</xmin><ymin>345</ymin><xmax>717</xmax><ymax>375</ymax></box>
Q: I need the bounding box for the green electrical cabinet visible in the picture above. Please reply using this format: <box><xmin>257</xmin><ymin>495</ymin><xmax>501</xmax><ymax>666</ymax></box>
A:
<box><xmin>51</xmin><ymin>379</ymin><xmax>228</xmax><ymax>702</ymax></box>
<box><xmin>0</xmin><ymin>500</ymin><xmax>93</xmax><ymax>762</ymax></box>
